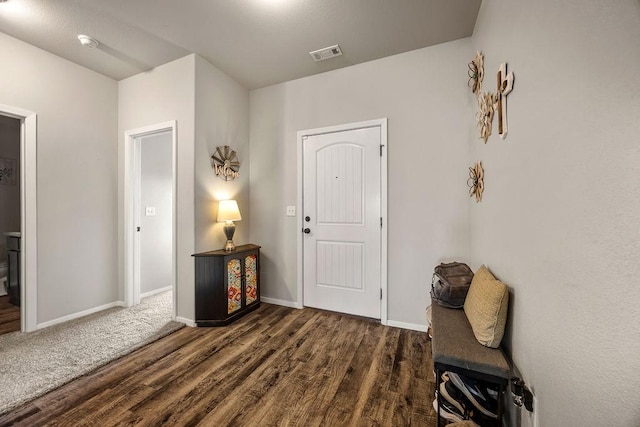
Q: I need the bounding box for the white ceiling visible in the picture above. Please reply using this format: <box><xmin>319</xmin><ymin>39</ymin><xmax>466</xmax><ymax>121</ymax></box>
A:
<box><xmin>0</xmin><ymin>0</ymin><xmax>481</xmax><ymax>89</ymax></box>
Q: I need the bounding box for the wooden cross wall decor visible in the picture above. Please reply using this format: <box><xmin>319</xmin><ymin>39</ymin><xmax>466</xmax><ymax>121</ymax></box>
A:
<box><xmin>495</xmin><ymin>63</ymin><xmax>514</xmax><ymax>139</ymax></box>
<box><xmin>470</xmin><ymin>53</ymin><xmax>515</xmax><ymax>143</ymax></box>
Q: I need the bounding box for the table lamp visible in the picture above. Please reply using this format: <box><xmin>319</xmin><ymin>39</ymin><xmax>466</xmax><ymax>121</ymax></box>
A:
<box><xmin>217</xmin><ymin>199</ymin><xmax>241</xmax><ymax>251</ymax></box>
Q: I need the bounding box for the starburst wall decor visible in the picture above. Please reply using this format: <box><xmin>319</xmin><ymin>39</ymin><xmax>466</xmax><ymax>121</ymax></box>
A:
<box><xmin>211</xmin><ymin>146</ymin><xmax>240</xmax><ymax>181</ymax></box>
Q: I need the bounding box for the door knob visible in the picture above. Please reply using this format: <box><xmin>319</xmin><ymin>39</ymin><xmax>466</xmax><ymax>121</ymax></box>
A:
<box><xmin>303</xmin><ymin>228</ymin><xmax>311</xmax><ymax>234</ymax></box>
<box><xmin>305</xmin><ymin>216</ymin><xmax>311</xmax><ymax>222</ymax></box>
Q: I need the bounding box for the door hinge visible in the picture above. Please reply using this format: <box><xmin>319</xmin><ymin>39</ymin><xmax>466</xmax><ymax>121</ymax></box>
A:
<box><xmin>380</xmin><ymin>144</ymin><xmax>384</xmax><ymax>156</ymax></box>
<box><xmin>137</xmin><ymin>226</ymin><xmax>141</xmax><ymax>232</ymax></box>
<box><xmin>380</xmin><ymin>288</ymin><xmax>383</xmax><ymax>300</ymax></box>
<box><xmin>380</xmin><ymin>217</ymin><xmax>383</xmax><ymax>228</ymax></box>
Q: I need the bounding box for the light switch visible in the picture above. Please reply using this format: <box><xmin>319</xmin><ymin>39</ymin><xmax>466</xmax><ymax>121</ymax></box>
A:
<box><xmin>286</xmin><ymin>206</ymin><xmax>296</xmax><ymax>216</ymax></box>
<box><xmin>145</xmin><ymin>207</ymin><xmax>156</xmax><ymax>216</ymax></box>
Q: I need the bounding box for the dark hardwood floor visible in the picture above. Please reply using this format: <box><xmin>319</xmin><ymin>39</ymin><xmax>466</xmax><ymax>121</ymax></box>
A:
<box><xmin>0</xmin><ymin>303</ymin><xmax>437</xmax><ymax>426</ymax></box>
<box><xmin>0</xmin><ymin>295</ymin><xmax>20</xmax><ymax>336</ymax></box>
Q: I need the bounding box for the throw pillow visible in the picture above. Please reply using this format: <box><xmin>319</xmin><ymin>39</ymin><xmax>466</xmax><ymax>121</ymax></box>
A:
<box><xmin>463</xmin><ymin>265</ymin><xmax>509</xmax><ymax>348</ymax></box>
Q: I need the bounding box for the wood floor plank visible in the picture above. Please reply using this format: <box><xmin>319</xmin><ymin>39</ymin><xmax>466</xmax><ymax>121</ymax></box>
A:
<box><xmin>239</xmin><ymin>312</ymin><xmax>361</xmax><ymax>427</ymax></box>
<box><xmin>347</xmin><ymin>326</ymin><xmax>401</xmax><ymax>426</ymax></box>
<box><xmin>319</xmin><ymin>322</ymin><xmax>385</xmax><ymax>426</ymax></box>
<box><xmin>117</xmin><ymin>307</ymin><xmax>320</xmax><ymax>426</ymax></box>
<box><xmin>171</xmin><ymin>309</ymin><xmax>322</xmax><ymax>426</ymax></box>
<box><xmin>409</xmin><ymin>333</ymin><xmax>437</xmax><ymax>426</ymax></box>
<box><xmin>0</xmin><ymin>295</ymin><xmax>20</xmax><ymax>336</ymax></box>
<box><xmin>47</xmin><ymin>383</ymin><xmax>157</xmax><ymax>427</ymax></box>
<box><xmin>0</xmin><ymin>304</ymin><xmax>437</xmax><ymax>427</ymax></box>
<box><xmin>391</xmin><ymin>330</ymin><xmax>427</xmax><ymax>426</ymax></box>
<box><xmin>281</xmin><ymin>316</ymin><xmax>370</xmax><ymax>427</ymax></box>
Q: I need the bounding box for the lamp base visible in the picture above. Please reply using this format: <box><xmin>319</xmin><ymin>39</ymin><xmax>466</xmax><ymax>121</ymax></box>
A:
<box><xmin>224</xmin><ymin>239</ymin><xmax>236</xmax><ymax>252</ymax></box>
<box><xmin>223</xmin><ymin>221</ymin><xmax>236</xmax><ymax>251</ymax></box>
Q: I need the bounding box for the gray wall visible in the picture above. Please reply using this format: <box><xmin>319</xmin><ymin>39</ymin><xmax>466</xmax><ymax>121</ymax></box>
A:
<box><xmin>470</xmin><ymin>1</ymin><xmax>640</xmax><ymax>426</ymax></box>
<box><xmin>118</xmin><ymin>55</ymin><xmax>196</xmax><ymax>321</ymax></box>
<box><xmin>119</xmin><ymin>54</ymin><xmax>250</xmax><ymax>322</ymax></box>
<box><xmin>140</xmin><ymin>132</ymin><xmax>173</xmax><ymax>295</ymax></box>
<box><xmin>0</xmin><ymin>32</ymin><xmax>118</xmax><ymax>323</ymax></box>
<box><xmin>0</xmin><ymin>115</ymin><xmax>20</xmax><ymax>264</ymax></box>
<box><xmin>249</xmin><ymin>39</ymin><xmax>472</xmax><ymax>324</ymax></box>
<box><xmin>194</xmin><ymin>56</ymin><xmax>250</xmax><ymax>253</ymax></box>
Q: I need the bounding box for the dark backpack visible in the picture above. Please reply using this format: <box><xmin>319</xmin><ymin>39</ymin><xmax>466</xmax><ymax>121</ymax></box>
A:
<box><xmin>430</xmin><ymin>262</ymin><xmax>474</xmax><ymax>309</ymax></box>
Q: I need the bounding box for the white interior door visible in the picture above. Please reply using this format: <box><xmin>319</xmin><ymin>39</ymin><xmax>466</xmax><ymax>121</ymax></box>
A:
<box><xmin>303</xmin><ymin>126</ymin><xmax>381</xmax><ymax>319</ymax></box>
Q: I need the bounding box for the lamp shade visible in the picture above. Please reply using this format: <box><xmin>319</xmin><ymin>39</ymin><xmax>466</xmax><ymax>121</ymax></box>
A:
<box><xmin>217</xmin><ymin>200</ymin><xmax>242</xmax><ymax>222</ymax></box>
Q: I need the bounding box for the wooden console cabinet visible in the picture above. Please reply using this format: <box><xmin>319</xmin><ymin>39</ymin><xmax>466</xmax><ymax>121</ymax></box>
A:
<box><xmin>192</xmin><ymin>244</ymin><xmax>260</xmax><ymax>326</ymax></box>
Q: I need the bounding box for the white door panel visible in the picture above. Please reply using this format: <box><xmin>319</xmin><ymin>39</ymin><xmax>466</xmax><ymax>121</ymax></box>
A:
<box><xmin>303</xmin><ymin>126</ymin><xmax>381</xmax><ymax>319</ymax></box>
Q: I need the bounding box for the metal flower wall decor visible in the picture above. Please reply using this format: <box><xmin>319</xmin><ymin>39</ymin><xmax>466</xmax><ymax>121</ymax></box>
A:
<box><xmin>467</xmin><ymin>161</ymin><xmax>484</xmax><ymax>202</ymax></box>
<box><xmin>468</xmin><ymin>51</ymin><xmax>484</xmax><ymax>95</ymax></box>
<box><xmin>477</xmin><ymin>92</ymin><xmax>496</xmax><ymax>143</ymax></box>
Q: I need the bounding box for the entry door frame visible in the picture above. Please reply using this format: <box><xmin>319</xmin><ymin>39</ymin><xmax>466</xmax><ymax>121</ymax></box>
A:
<box><xmin>296</xmin><ymin>118</ymin><xmax>388</xmax><ymax>325</ymax></box>
<box><xmin>0</xmin><ymin>104</ymin><xmax>37</xmax><ymax>332</ymax></box>
<box><xmin>124</xmin><ymin>121</ymin><xmax>177</xmax><ymax>319</ymax></box>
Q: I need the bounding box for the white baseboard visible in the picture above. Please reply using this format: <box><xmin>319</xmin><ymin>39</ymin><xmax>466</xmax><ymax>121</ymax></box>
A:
<box><xmin>175</xmin><ymin>316</ymin><xmax>196</xmax><ymax>327</ymax></box>
<box><xmin>141</xmin><ymin>286</ymin><xmax>172</xmax><ymax>299</ymax></box>
<box><xmin>261</xmin><ymin>297</ymin><xmax>302</xmax><ymax>309</ymax></box>
<box><xmin>386</xmin><ymin>320</ymin><xmax>428</xmax><ymax>332</ymax></box>
<box><xmin>37</xmin><ymin>301</ymin><xmax>126</xmax><ymax>330</ymax></box>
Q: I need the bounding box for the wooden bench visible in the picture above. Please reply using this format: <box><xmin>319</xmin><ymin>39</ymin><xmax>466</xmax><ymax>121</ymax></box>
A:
<box><xmin>431</xmin><ymin>300</ymin><xmax>511</xmax><ymax>426</ymax></box>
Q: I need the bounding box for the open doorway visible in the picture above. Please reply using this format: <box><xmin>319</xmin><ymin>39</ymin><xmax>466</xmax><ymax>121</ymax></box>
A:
<box><xmin>0</xmin><ymin>104</ymin><xmax>37</xmax><ymax>333</ymax></box>
<box><xmin>0</xmin><ymin>115</ymin><xmax>20</xmax><ymax>335</ymax></box>
<box><xmin>124</xmin><ymin>122</ymin><xmax>177</xmax><ymax>320</ymax></box>
<box><xmin>139</xmin><ymin>131</ymin><xmax>173</xmax><ymax>298</ymax></box>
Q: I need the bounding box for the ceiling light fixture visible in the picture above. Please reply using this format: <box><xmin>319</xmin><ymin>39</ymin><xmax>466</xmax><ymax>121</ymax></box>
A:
<box><xmin>77</xmin><ymin>34</ymin><xmax>99</xmax><ymax>48</ymax></box>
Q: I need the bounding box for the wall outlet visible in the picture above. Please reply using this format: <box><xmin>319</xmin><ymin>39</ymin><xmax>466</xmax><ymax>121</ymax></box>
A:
<box><xmin>145</xmin><ymin>207</ymin><xmax>156</xmax><ymax>216</ymax></box>
<box><xmin>286</xmin><ymin>206</ymin><xmax>296</xmax><ymax>216</ymax></box>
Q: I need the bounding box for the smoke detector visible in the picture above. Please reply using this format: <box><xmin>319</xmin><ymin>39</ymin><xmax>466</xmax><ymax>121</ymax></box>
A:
<box><xmin>77</xmin><ymin>34</ymin><xmax>99</xmax><ymax>48</ymax></box>
<box><xmin>309</xmin><ymin>44</ymin><xmax>343</xmax><ymax>62</ymax></box>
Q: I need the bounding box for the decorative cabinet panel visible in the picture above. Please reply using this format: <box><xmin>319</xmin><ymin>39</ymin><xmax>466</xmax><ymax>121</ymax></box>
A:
<box><xmin>192</xmin><ymin>244</ymin><xmax>260</xmax><ymax>326</ymax></box>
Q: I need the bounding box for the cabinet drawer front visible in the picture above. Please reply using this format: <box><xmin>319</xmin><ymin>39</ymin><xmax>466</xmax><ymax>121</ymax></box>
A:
<box><xmin>227</xmin><ymin>259</ymin><xmax>242</xmax><ymax>314</ymax></box>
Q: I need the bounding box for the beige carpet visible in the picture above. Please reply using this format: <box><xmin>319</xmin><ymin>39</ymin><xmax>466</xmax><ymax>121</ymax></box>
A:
<box><xmin>0</xmin><ymin>291</ymin><xmax>184</xmax><ymax>414</ymax></box>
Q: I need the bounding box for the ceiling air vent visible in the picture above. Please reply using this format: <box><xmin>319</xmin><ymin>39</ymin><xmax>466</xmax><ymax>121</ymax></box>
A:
<box><xmin>309</xmin><ymin>44</ymin><xmax>343</xmax><ymax>62</ymax></box>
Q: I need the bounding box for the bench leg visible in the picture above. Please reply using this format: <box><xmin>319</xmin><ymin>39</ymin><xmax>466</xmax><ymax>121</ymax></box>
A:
<box><xmin>496</xmin><ymin>383</ymin><xmax>505</xmax><ymax>427</ymax></box>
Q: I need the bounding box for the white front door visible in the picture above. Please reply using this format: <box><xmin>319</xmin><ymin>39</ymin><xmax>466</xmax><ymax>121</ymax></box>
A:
<box><xmin>303</xmin><ymin>126</ymin><xmax>381</xmax><ymax>319</ymax></box>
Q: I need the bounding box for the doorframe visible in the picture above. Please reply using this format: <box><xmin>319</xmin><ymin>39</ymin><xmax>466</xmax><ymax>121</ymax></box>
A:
<box><xmin>296</xmin><ymin>118</ymin><xmax>388</xmax><ymax>324</ymax></box>
<box><xmin>0</xmin><ymin>103</ymin><xmax>38</xmax><ymax>332</ymax></box>
<box><xmin>124</xmin><ymin>121</ymin><xmax>177</xmax><ymax>319</ymax></box>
